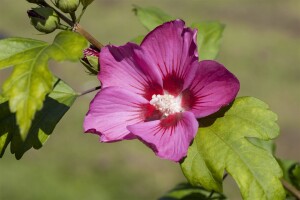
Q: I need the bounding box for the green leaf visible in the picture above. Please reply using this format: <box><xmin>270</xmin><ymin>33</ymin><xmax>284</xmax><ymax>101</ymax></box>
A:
<box><xmin>133</xmin><ymin>5</ymin><xmax>174</xmax><ymax>31</ymax></box>
<box><xmin>0</xmin><ymin>78</ymin><xmax>77</xmax><ymax>159</ymax></box>
<box><xmin>278</xmin><ymin>159</ymin><xmax>300</xmax><ymax>190</ymax></box>
<box><xmin>247</xmin><ymin>137</ymin><xmax>276</xmax><ymax>154</ymax></box>
<box><xmin>181</xmin><ymin>97</ymin><xmax>285</xmax><ymax>200</ymax></box>
<box><xmin>191</xmin><ymin>22</ymin><xmax>225</xmax><ymax>60</ymax></box>
<box><xmin>159</xmin><ymin>183</ymin><xmax>227</xmax><ymax>200</ymax></box>
<box><xmin>131</xmin><ymin>35</ymin><xmax>145</xmax><ymax>45</ymax></box>
<box><xmin>86</xmin><ymin>55</ymin><xmax>99</xmax><ymax>71</ymax></box>
<box><xmin>290</xmin><ymin>164</ymin><xmax>300</xmax><ymax>189</ymax></box>
<box><xmin>0</xmin><ymin>97</ymin><xmax>14</xmax><ymax>157</ymax></box>
<box><xmin>0</xmin><ymin>31</ymin><xmax>87</xmax><ymax>140</ymax></box>
<box><xmin>278</xmin><ymin>160</ymin><xmax>300</xmax><ymax>199</ymax></box>
<box><xmin>278</xmin><ymin>159</ymin><xmax>296</xmax><ymax>183</ymax></box>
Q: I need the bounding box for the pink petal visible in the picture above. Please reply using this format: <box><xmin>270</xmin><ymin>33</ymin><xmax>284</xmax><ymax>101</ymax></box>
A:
<box><xmin>182</xmin><ymin>60</ymin><xmax>240</xmax><ymax>118</ymax></box>
<box><xmin>99</xmin><ymin>42</ymin><xmax>163</xmax><ymax>100</ymax></box>
<box><xmin>141</xmin><ymin>20</ymin><xmax>198</xmax><ymax>96</ymax></box>
<box><xmin>127</xmin><ymin>111</ymin><xmax>198</xmax><ymax>162</ymax></box>
<box><xmin>84</xmin><ymin>87</ymin><xmax>149</xmax><ymax>142</ymax></box>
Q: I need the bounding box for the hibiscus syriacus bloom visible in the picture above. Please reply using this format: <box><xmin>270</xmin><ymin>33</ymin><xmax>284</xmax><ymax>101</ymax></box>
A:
<box><xmin>84</xmin><ymin>20</ymin><xmax>240</xmax><ymax>162</ymax></box>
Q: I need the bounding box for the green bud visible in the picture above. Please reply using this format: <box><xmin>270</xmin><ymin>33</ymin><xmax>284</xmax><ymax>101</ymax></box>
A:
<box><xmin>80</xmin><ymin>46</ymin><xmax>100</xmax><ymax>75</ymax></box>
<box><xmin>55</xmin><ymin>0</ymin><xmax>80</xmax><ymax>13</ymax></box>
<box><xmin>28</xmin><ymin>7</ymin><xmax>60</xmax><ymax>34</ymax></box>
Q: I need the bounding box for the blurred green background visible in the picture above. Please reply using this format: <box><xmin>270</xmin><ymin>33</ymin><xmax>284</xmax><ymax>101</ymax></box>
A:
<box><xmin>0</xmin><ymin>0</ymin><xmax>300</xmax><ymax>199</ymax></box>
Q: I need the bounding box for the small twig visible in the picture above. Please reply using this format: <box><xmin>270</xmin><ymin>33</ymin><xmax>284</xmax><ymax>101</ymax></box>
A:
<box><xmin>281</xmin><ymin>179</ymin><xmax>300</xmax><ymax>199</ymax></box>
<box><xmin>79</xmin><ymin>86</ymin><xmax>101</xmax><ymax>96</ymax></box>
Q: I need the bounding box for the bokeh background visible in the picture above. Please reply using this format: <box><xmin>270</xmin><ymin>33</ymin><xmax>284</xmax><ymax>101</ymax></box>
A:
<box><xmin>0</xmin><ymin>0</ymin><xmax>300</xmax><ymax>199</ymax></box>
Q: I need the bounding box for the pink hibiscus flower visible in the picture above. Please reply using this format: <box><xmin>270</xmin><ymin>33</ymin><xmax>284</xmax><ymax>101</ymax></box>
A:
<box><xmin>84</xmin><ymin>20</ymin><xmax>240</xmax><ymax>162</ymax></box>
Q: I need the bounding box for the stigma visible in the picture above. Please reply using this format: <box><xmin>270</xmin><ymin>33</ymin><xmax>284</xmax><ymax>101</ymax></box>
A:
<box><xmin>150</xmin><ymin>93</ymin><xmax>183</xmax><ymax>117</ymax></box>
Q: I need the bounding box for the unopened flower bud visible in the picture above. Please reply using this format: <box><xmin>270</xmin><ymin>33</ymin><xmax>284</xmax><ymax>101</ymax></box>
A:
<box><xmin>55</xmin><ymin>0</ymin><xmax>80</xmax><ymax>13</ymax></box>
<box><xmin>27</xmin><ymin>7</ymin><xmax>60</xmax><ymax>34</ymax></box>
<box><xmin>80</xmin><ymin>46</ymin><xmax>100</xmax><ymax>75</ymax></box>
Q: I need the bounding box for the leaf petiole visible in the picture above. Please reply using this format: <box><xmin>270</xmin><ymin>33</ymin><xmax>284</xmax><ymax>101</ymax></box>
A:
<box><xmin>78</xmin><ymin>85</ymin><xmax>101</xmax><ymax>96</ymax></box>
<box><xmin>281</xmin><ymin>179</ymin><xmax>300</xmax><ymax>199</ymax></box>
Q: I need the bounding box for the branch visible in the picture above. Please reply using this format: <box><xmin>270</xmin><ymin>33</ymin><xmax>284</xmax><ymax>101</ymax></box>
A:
<box><xmin>281</xmin><ymin>179</ymin><xmax>300</xmax><ymax>199</ymax></box>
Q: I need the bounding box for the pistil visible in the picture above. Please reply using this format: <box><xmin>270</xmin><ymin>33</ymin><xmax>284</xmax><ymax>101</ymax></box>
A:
<box><xmin>150</xmin><ymin>94</ymin><xmax>183</xmax><ymax>117</ymax></box>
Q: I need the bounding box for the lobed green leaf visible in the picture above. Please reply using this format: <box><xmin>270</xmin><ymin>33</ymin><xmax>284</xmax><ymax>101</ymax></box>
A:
<box><xmin>131</xmin><ymin>35</ymin><xmax>145</xmax><ymax>45</ymax></box>
<box><xmin>132</xmin><ymin>6</ymin><xmax>225</xmax><ymax>60</ymax></box>
<box><xmin>0</xmin><ymin>78</ymin><xmax>77</xmax><ymax>159</ymax></box>
<box><xmin>0</xmin><ymin>31</ymin><xmax>87</xmax><ymax>140</ymax></box>
<box><xmin>133</xmin><ymin>5</ymin><xmax>174</xmax><ymax>31</ymax></box>
<box><xmin>181</xmin><ymin>97</ymin><xmax>285</xmax><ymax>200</ymax></box>
<box><xmin>191</xmin><ymin>22</ymin><xmax>225</xmax><ymax>60</ymax></box>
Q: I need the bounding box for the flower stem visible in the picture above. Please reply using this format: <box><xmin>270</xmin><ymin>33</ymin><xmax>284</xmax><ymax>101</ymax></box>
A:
<box><xmin>73</xmin><ymin>23</ymin><xmax>104</xmax><ymax>50</ymax></box>
<box><xmin>79</xmin><ymin>86</ymin><xmax>101</xmax><ymax>96</ymax></box>
<box><xmin>70</xmin><ymin>12</ymin><xmax>77</xmax><ymax>23</ymax></box>
<box><xmin>281</xmin><ymin>179</ymin><xmax>300</xmax><ymax>199</ymax></box>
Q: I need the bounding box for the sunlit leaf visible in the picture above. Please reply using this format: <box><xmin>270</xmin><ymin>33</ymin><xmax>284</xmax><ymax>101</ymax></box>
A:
<box><xmin>0</xmin><ymin>78</ymin><xmax>77</xmax><ymax>159</ymax></box>
<box><xmin>247</xmin><ymin>137</ymin><xmax>276</xmax><ymax>154</ymax></box>
<box><xmin>181</xmin><ymin>97</ymin><xmax>285</xmax><ymax>200</ymax></box>
<box><xmin>159</xmin><ymin>183</ymin><xmax>227</xmax><ymax>200</ymax></box>
<box><xmin>191</xmin><ymin>22</ymin><xmax>225</xmax><ymax>60</ymax></box>
<box><xmin>0</xmin><ymin>31</ymin><xmax>87</xmax><ymax>140</ymax></box>
<box><xmin>133</xmin><ymin>5</ymin><xmax>174</xmax><ymax>31</ymax></box>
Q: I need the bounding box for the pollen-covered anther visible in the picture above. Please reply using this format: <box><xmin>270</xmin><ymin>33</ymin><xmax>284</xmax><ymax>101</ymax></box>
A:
<box><xmin>150</xmin><ymin>94</ymin><xmax>183</xmax><ymax>116</ymax></box>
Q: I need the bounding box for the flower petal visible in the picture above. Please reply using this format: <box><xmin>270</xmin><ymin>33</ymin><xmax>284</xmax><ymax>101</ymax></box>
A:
<box><xmin>182</xmin><ymin>60</ymin><xmax>240</xmax><ymax>118</ymax></box>
<box><xmin>99</xmin><ymin>42</ymin><xmax>163</xmax><ymax>100</ymax></box>
<box><xmin>141</xmin><ymin>19</ymin><xmax>198</xmax><ymax>96</ymax></box>
<box><xmin>127</xmin><ymin>111</ymin><xmax>198</xmax><ymax>162</ymax></box>
<box><xmin>84</xmin><ymin>87</ymin><xmax>149</xmax><ymax>142</ymax></box>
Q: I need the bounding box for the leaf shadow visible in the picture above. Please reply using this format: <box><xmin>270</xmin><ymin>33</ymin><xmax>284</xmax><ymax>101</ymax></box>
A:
<box><xmin>0</xmin><ymin>95</ymin><xmax>70</xmax><ymax>159</ymax></box>
<box><xmin>158</xmin><ymin>183</ymin><xmax>226</xmax><ymax>200</ymax></box>
<box><xmin>198</xmin><ymin>102</ymin><xmax>233</xmax><ymax>128</ymax></box>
